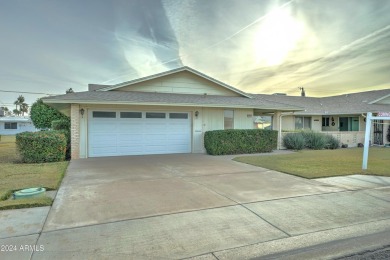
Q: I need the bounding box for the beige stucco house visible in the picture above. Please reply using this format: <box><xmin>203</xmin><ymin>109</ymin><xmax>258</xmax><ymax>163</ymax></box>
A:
<box><xmin>43</xmin><ymin>67</ymin><xmax>301</xmax><ymax>158</ymax></box>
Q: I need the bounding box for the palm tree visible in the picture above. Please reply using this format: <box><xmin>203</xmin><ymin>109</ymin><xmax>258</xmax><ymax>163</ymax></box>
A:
<box><xmin>13</xmin><ymin>109</ymin><xmax>21</xmax><ymax>116</ymax></box>
<box><xmin>20</xmin><ymin>103</ymin><xmax>29</xmax><ymax>116</ymax></box>
<box><xmin>13</xmin><ymin>95</ymin><xmax>25</xmax><ymax>116</ymax></box>
<box><xmin>0</xmin><ymin>106</ymin><xmax>11</xmax><ymax>116</ymax></box>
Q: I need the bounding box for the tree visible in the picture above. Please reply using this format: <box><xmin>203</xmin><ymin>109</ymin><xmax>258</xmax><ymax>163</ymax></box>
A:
<box><xmin>13</xmin><ymin>95</ymin><xmax>28</xmax><ymax>116</ymax></box>
<box><xmin>0</xmin><ymin>106</ymin><xmax>11</xmax><ymax>116</ymax></box>
<box><xmin>30</xmin><ymin>99</ymin><xmax>69</xmax><ymax>129</ymax></box>
<box><xmin>13</xmin><ymin>109</ymin><xmax>21</xmax><ymax>116</ymax></box>
<box><xmin>20</xmin><ymin>103</ymin><xmax>29</xmax><ymax>116</ymax></box>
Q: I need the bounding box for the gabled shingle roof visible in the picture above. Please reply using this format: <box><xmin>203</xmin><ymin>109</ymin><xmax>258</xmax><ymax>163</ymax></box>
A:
<box><xmin>254</xmin><ymin>88</ymin><xmax>390</xmax><ymax>115</ymax></box>
<box><xmin>43</xmin><ymin>90</ymin><xmax>302</xmax><ymax>111</ymax></box>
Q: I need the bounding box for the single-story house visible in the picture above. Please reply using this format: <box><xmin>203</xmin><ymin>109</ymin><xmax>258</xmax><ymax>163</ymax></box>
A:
<box><xmin>42</xmin><ymin>67</ymin><xmax>303</xmax><ymax>158</ymax></box>
<box><xmin>43</xmin><ymin>66</ymin><xmax>390</xmax><ymax>158</ymax></box>
<box><xmin>255</xmin><ymin>89</ymin><xmax>390</xmax><ymax>147</ymax></box>
<box><xmin>0</xmin><ymin>117</ymin><xmax>38</xmax><ymax>135</ymax></box>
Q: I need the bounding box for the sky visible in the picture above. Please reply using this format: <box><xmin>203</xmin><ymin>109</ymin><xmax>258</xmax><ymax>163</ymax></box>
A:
<box><xmin>1</xmin><ymin>0</ymin><xmax>390</xmax><ymax>112</ymax></box>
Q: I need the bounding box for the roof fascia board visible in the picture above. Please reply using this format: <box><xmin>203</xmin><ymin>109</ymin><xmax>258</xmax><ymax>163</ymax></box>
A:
<box><xmin>41</xmin><ymin>99</ymin><xmax>302</xmax><ymax>111</ymax></box>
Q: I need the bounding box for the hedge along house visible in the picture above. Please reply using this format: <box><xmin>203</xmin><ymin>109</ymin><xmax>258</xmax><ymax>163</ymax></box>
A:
<box><xmin>255</xmin><ymin>89</ymin><xmax>390</xmax><ymax>147</ymax></box>
<box><xmin>42</xmin><ymin>67</ymin><xmax>302</xmax><ymax>159</ymax></box>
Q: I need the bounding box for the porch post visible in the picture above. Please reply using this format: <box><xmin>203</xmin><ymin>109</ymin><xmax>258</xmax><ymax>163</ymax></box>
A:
<box><xmin>273</xmin><ymin>111</ymin><xmax>282</xmax><ymax>149</ymax></box>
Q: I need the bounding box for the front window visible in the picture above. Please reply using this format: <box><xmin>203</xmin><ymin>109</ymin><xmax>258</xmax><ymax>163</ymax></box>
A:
<box><xmin>4</xmin><ymin>122</ymin><xmax>17</xmax><ymax>129</ymax></box>
<box><xmin>322</xmin><ymin>117</ymin><xmax>330</xmax><ymax>127</ymax></box>
<box><xmin>224</xmin><ymin>110</ymin><xmax>234</xmax><ymax>129</ymax></box>
<box><xmin>295</xmin><ymin>116</ymin><xmax>311</xmax><ymax>130</ymax></box>
<box><xmin>339</xmin><ymin>117</ymin><xmax>359</xmax><ymax>131</ymax></box>
<box><xmin>255</xmin><ymin>116</ymin><xmax>273</xmax><ymax>129</ymax></box>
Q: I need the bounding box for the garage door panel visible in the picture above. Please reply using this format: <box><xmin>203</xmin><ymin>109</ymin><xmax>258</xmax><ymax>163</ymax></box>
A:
<box><xmin>117</xmin><ymin>134</ymin><xmax>144</xmax><ymax>144</ymax></box>
<box><xmin>117</xmin><ymin>146</ymin><xmax>144</xmax><ymax>154</ymax></box>
<box><xmin>88</xmin><ymin>110</ymin><xmax>191</xmax><ymax>157</ymax></box>
<box><xmin>90</xmin><ymin>122</ymin><xmax>118</xmax><ymax>132</ymax></box>
<box><xmin>144</xmin><ymin>145</ymin><xmax>168</xmax><ymax>153</ymax></box>
<box><xmin>90</xmin><ymin>146</ymin><xmax>118</xmax><ymax>156</ymax></box>
<box><xmin>117</xmin><ymin>122</ymin><xmax>144</xmax><ymax>131</ymax></box>
<box><xmin>89</xmin><ymin>134</ymin><xmax>116</xmax><ymax>145</ymax></box>
<box><xmin>166</xmin><ymin>145</ymin><xmax>190</xmax><ymax>153</ymax></box>
<box><xmin>144</xmin><ymin>134</ymin><xmax>167</xmax><ymax>141</ymax></box>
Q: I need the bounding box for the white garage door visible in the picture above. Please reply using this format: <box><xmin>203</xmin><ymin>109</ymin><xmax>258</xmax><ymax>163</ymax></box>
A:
<box><xmin>88</xmin><ymin>110</ymin><xmax>191</xmax><ymax>157</ymax></box>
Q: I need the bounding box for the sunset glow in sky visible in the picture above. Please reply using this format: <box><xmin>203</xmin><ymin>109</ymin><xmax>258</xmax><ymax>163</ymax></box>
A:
<box><xmin>1</xmin><ymin>0</ymin><xmax>390</xmax><ymax>109</ymax></box>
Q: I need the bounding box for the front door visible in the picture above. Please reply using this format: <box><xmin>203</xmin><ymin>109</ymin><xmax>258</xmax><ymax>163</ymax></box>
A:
<box><xmin>373</xmin><ymin>120</ymin><xmax>383</xmax><ymax>145</ymax></box>
<box><xmin>339</xmin><ymin>117</ymin><xmax>348</xmax><ymax>131</ymax></box>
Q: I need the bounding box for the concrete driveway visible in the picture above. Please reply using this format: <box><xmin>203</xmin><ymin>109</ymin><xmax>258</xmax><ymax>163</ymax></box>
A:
<box><xmin>2</xmin><ymin>153</ymin><xmax>390</xmax><ymax>259</ymax></box>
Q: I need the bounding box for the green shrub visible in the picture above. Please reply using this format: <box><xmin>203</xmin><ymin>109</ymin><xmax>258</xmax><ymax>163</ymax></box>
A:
<box><xmin>51</xmin><ymin>119</ymin><xmax>71</xmax><ymax>159</ymax></box>
<box><xmin>30</xmin><ymin>99</ymin><xmax>69</xmax><ymax>129</ymax></box>
<box><xmin>324</xmin><ymin>135</ymin><xmax>340</xmax><ymax>149</ymax></box>
<box><xmin>301</xmin><ymin>131</ymin><xmax>326</xmax><ymax>150</ymax></box>
<box><xmin>282</xmin><ymin>133</ymin><xmax>305</xmax><ymax>150</ymax></box>
<box><xmin>204</xmin><ymin>129</ymin><xmax>277</xmax><ymax>155</ymax></box>
<box><xmin>283</xmin><ymin>131</ymin><xmax>340</xmax><ymax>150</ymax></box>
<box><xmin>51</xmin><ymin>119</ymin><xmax>70</xmax><ymax>130</ymax></box>
<box><xmin>16</xmin><ymin>131</ymin><xmax>67</xmax><ymax>163</ymax></box>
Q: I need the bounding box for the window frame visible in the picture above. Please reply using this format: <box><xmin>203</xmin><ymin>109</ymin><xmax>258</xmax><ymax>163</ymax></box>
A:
<box><xmin>4</xmin><ymin>122</ymin><xmax>17</xmax><ymax>130</ymax></box>
<box><xmin>120</xmin><ymin>112</ymin><xmax>142</xmax><ymax>119</ymax></box>
<box><xmin>92</xmin><ymin>111</ymin><xmax>117</xmax><ymax>118</ymax></box>
<box><xmin>295</xmin><ymin>116</ymin><xmax>312</xmax><ymax>130</ymax></box>
<box><xmin>169</xmin><ymin>113</ymin><xmax>188</xmax><ymax>119</ymax></box>
<box><xmin>322</xmin><ymin>117</ymin><xmax>330</xmax><ymax>127</ymax></box>
<box><xmin>145</xmin><ymin>112</ymin><xmax>166</xmax><ymax>119</ymax></box>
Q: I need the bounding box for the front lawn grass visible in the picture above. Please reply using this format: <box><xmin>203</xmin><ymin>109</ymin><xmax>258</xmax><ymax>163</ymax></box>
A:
<box><xmin>234</xmin><ymin>147</ymin><xmax>390</xmax><ymax>179</ymax></box>
<box><xmin>0</xmin><ymin>135</ymin><xmax>68</xmax><ymax>210</ymax></box>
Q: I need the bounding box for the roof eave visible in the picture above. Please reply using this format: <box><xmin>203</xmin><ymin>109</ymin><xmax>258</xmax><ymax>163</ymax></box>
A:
<box><xmin>42</xmin><ymin>99</ymin><xmax>301</xmax><ymax>111</ymax></box>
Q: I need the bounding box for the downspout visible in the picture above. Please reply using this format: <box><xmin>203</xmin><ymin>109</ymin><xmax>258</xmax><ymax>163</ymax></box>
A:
<box><xmin>278</xmin><ymin>112</ymin><xmax>295</xmax><ymax>149</ymax></box>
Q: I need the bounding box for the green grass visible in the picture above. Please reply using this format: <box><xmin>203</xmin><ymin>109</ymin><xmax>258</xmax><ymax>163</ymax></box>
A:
<box><xmin>234</xmin><ymin>148</ymin><xmax>390</xmax><ymax>179</ymax></box>
<box><xmin>0</xmin><ymin>135</ymin><xmax>68</xmax><ymax>210</ymax></box>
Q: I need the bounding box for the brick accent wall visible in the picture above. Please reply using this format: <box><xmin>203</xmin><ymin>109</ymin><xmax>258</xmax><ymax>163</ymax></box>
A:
<box><xmin>70</xmin><ymin>104</ymin><xmax>80</xmax><ymax>159</ymax></box>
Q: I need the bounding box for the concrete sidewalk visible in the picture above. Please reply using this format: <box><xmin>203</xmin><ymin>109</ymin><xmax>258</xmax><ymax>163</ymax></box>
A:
<box><xmin>0</xmin><ymin>154</ymin><xmax>389</xmax><ymax>259</ymax></box>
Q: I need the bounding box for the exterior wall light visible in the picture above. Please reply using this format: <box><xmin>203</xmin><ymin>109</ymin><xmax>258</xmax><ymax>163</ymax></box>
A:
<box><xmin>195</xmin><ymin>111</ymin><xmax>199</xmax><ymax>118</ymax></box>
<box><xmin>80</xmin><ymin>108</ymin><xmax>85</xmax><ymax>118</ymax></box>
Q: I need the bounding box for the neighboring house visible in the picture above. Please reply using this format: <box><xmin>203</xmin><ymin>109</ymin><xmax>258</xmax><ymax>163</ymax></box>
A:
<box><xmin>42</xmin><ymin>66</ymin><xmax>302</xmax><ymax>158</ymax></box>
<box><xmin>255</xmin><ymin>89</ymin><xmax>390</xmax><ymax>147</ymax></box>
<box><xmin>0</xmin><ymin>117</ymin><xmax>38</xmax><ymax>135</ymax></box>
